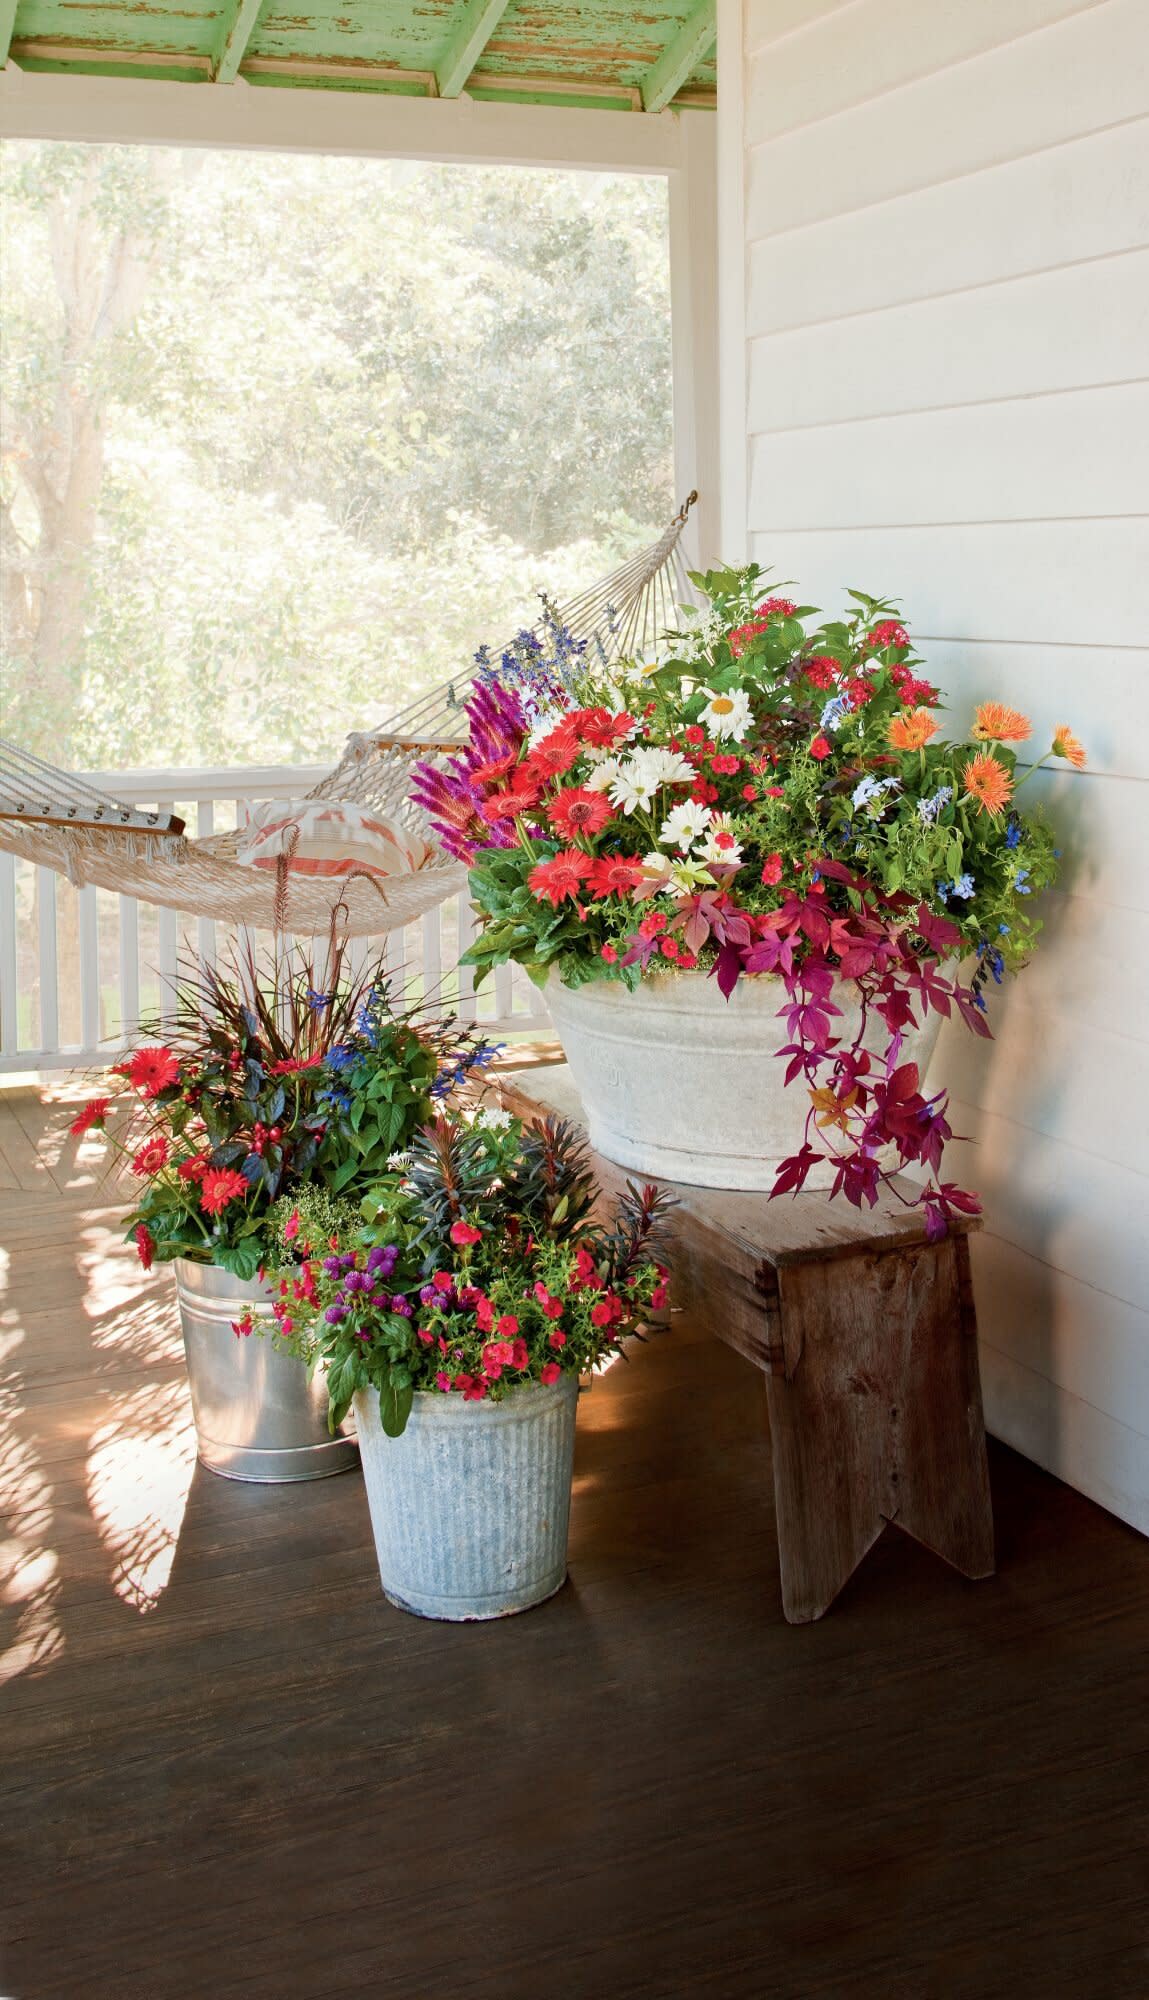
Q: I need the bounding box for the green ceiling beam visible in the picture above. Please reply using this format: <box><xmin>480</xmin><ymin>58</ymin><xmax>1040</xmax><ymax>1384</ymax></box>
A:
<box><xmin>0</xmin><ymin>0</ymin><xmax>19</xmax><ymax>69</ymax></box>
<box><xmin>212</xmin><ymin>0</ymin><xmax>265</xmax><ymax>86</ymax></box>
<box><xmin>640</xmin><ymin>0</ymin><xmax>716</xmax><ymax>113</ymax></box>
<box><xmin>435</xmin><ymin>0</ymin><xmax>512</xmax><ymax>100</ymax></box>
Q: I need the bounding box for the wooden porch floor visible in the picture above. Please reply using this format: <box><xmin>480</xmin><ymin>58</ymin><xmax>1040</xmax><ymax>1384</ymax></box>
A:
<box><xmin>2</xmin><ymin>1082</ymin><xmax>1147</xmax><ymax>2000</ymax></box>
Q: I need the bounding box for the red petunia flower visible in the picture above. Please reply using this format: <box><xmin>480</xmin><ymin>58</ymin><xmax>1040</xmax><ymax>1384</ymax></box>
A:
<box><xmin>450</xmin><ymin>1221</ymin><xmax>483</xmax><ymax>1247</ymax></box>
<box><xmin>540</xmin><ymin>1361</ymin><xmax>562</xmax><ymax>1386</ymax></box>
<box><xmin>760</xmin><ymin>853</ymin><xmax>783</xmax><ymax>886</ymax></box>
<box><xmin>131</xmin><ymin>1136</ymin><xmax>169</xmax><ymax>1177</ymax></box>
<box><xmin>200</xmin><ymin>1167</ymin><xmax>249</xmax><ymax>1216</ymax></box>
<box><xmin>710</xmin><ymin>753</ymin><xmax>742</xmax><ymax>776</ymax></box>
<box><xmin>127</xmin><ymin>1046</ymin><xmax>179</xmax><ymax>1097</ymax></box>
<box><xmin>586</xmin><ymin>854</ymin><xmax>646</xmax><ymax>900</ymax></box>
<box><xmin>528</xmin><ymin>849</ymin><xmax>589</xmax><ymax>908</ymax></box>
<box><xmin>546</xmin><ymin>786</ymin><xmax>614</xmax><ymax>841</ymax></box>
<box><xmin>684</xmin><ymin>725</ymin><xmax>706</xmax><ymax>747</ymax></box>
<box><xmin>134</xmin><ymin>1224</ymin><xmax>156</xmax><ymax>1272</ymax></box>
<box><xmin>70</xmin><ymin>1097</ymin><xmax>110</xmax><ymax>1137</ymax></box>
<box><xmin>600</xmin><ymin>943</ymin><xmax>618</xmax><ymax>963</ymax></box>
<box><xmin>809</xmin><ymin>736</ymin><xmax>832</xmax><ymax>762</ymax></box>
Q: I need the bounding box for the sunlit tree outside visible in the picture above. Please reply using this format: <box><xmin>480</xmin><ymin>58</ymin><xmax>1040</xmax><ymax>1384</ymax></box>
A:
<box><xmin>0</xmin><ymin>142</ymin><xmax>673</xmax><ymax>772</ymax></box>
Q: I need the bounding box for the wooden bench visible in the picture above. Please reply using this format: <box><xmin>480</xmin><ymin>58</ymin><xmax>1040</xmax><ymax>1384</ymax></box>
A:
<box><xmin>495</xmin><ymin>1062</ymin><xmax>996</xmax><ymax>1625</ymax></box>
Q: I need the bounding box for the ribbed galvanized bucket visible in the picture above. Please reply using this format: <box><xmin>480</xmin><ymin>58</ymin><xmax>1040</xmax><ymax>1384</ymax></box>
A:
<box><xmin>175</xmin><ymin>1258</ymin><xmax>359</xmax><ymax>1484</ymax></box>
<box><xmin>545</xmin><ymin>968</ymin><xmax>948</xmax><ymax>1191</ymax></box>
<box><xmin>353</xmin><ymin>1375</ymin><xmax>579</xmax><ymax>1620</ymax></box>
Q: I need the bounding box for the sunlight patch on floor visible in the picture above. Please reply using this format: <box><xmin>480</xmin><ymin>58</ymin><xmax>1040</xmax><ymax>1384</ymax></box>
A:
<box><xmin>86</xmin><ymin>1377</ymin><xmax>196</xmax><ymax>1614</ymax></box>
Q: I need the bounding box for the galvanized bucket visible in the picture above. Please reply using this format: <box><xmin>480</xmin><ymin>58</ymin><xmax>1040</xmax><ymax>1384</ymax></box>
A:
<box><xmin>353</xmin><ymin>1375</ymin><xmax>579</xmax><ymax>1620</ymax></box>
<box><xmin>174</xmin><ymin>1258</ymin><xmax>359</xmax><ymax>1484</ymax></box>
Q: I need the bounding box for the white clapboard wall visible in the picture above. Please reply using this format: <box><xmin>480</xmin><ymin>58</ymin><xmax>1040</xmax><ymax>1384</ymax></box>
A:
<box><xmin>720</xmin><ymin>0</ymin><xmax>1149</xmax><ymax>1529</ymax></box>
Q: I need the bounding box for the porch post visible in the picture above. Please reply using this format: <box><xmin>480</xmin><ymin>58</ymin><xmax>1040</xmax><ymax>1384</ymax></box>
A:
<box><xmin>668</xmin><ymin>108</ymin><xmax>720</xmax><ymax>570</ymax></box>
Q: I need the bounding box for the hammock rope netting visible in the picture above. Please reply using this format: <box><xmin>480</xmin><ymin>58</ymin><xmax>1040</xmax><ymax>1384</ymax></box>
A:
<box><xmin>0</xmin><ymin>497</ymin><xmax>698</xmax><ymax>939</ymax></box>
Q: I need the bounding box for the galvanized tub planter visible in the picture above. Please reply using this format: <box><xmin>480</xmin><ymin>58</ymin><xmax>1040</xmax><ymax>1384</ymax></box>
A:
<box><xmin>354</xmin><ymin>1374</ymin><xmax>580</xmax><ymax>1621</ymax></box>
<box><xmin>544</xmin><ymin>969</ymin><xmax>948</xmax><ymax>1193</ymax></box>
<box><xmin>174</xmin><ymin>1259</ymin><xmax>359</xmax><ymax>1484</ymax></box>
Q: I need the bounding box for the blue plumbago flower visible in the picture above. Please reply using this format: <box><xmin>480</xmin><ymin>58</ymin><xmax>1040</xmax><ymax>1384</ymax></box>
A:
<box><xmin>917</xmin><ymin>785</ymin><xmax>954</xmax><ymax>825</ymax></box>
<box><xmin>952</xmin><ymin>873</ymin><xmax>976</xmax><ymax>900</ymax></box>
<box><xmin>1013</xmin><ymin>867</ymin><xmax>1031</xmax><ymax>895</ymax></box>
<box><xmin>1004</xmin><ymin>816</ymin><xmax>1023</xmax><ymax>850</ymax></box>
<box><xmin>820</xmin><ymin>696</ymin><xmax>849</xmax><ymax>732</ymax></box>
<box><xmin>998</xmin><ymin>923</ymin><xmax>1011</xmax><ymax>936</ymax></box>
<box><xmin>852</xmin><ymin>775</ymin><xmax>900</xmax><ymax>812</ymax></box>
<box><xmin>936</xmin><ymin>881</ymin><xmax>951</xmax><ymax>902</ymax></box>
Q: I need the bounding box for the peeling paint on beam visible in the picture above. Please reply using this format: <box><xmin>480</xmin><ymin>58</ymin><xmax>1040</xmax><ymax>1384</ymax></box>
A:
<box><xmin>213</xmin><ymin>0</ymin><xmax>264</xmax><ymax>85</ymax></box>
<box><xmin>640</xmin><ymin>0</ymin><xmax>716</xmax><ymax>114</ymax></box>
<box><xmin>435</xmin><ymin>0</ymin><xmax>509</xmax><ymax>100</ymax></box>
<box><xmin>0</xmin><ymin>0</ymin><xmax>19</xmax><ymax>69</ymax></box>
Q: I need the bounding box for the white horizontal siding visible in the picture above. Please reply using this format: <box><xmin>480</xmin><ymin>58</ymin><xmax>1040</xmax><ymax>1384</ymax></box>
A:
<box><xmin>749</xmin><ymin>249</ymin><xmax>1149</xmax><ymax>429</ymax></box>
<box><xmin>748</xmin><ymin>0</ymin><xmax>1148</xmax><ymax>236</ymax></box>
<box><xmin>730</xmin><ymin>0</ymin><xmax>1149</xmax><ymax>1529</ymax></box>
<box><xmin>748</xmin><ymin>116</ymin><xmax>1149</xmax><ymax>334</ymax></box>
<box><xmin>749</xmin><ymin>382</ymin><xmax>1149</xmax><ymax>528</ymax></box>
<box><xmin>749</xmin><ymin>519</ymin><xmax>1148</xmax><ymax>647</ymax></box>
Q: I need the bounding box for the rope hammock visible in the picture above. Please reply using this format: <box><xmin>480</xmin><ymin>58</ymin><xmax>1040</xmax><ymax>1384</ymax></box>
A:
<box><xmin>0</xmin><ymin>496</ymin><xmax>698</xmax><ymax>939</ymax></box>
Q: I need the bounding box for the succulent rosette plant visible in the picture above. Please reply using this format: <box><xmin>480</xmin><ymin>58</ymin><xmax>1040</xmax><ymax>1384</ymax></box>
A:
<box><xmin>265</xmin><ymin>1105</ymin><xmax>672</xmax><ymax>1437</ymax></box>
<box><xmin>412</xmin><ymin>573</ymin><xmax>1086</xmax><ymax>1237</ymax></box>
<box><xmin>73</xmin><ymin>946</ymin><xmax>498</xmax><ymax>1279</ymax></box>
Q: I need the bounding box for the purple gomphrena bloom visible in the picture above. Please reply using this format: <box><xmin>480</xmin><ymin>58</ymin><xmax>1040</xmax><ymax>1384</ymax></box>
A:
<box><xmin>324</xmin><ymin>1306</ymin><xmax>345</xmax><ymax>1325</ymax></box>
<box><xmin>322</xmin><ymin>1256</ymin><xmax>342</xmax><ymax>1277</ymax></box>
<box><xmin>370</xmin><ymin>1291</ymin><xmax>388</xmax><ymax>1307</ymax></box>
<box><xmin>419</xmin><ymin>1285</ymin><xmax>437</xmax><ymax>1306</ymax></box>
<box><xmin>390</xmin><ymin>1295</ymin><xmax>411</xmax><ymax>1317</ymax></box>
<box><xmin>367</xmin><ymin>1245</ymin><xmax>390</xmax><ymax>1274</ymax></box>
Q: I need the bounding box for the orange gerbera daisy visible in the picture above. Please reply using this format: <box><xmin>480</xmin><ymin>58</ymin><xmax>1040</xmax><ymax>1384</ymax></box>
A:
<box><xmin>962</xmin><ymin>753</ymin><xmax>1013</xmax><ymax>817</ymax></box>
<box><xmin>972</xmin><ymin>702</ymin><xmax>1031</xmax><ymax>743</ymax></box>
<box><xmin>1052</xmin><ymin>724</ymin><xmax>1086</xmax><ymax>770</ymax></box>
<box><xmin>888</xmin><ymin>708</ymin><xmax>938</xmax><ymax>751</ymax></box>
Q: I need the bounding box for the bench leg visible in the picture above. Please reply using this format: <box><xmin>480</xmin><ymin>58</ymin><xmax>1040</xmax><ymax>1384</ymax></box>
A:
<box><xmin>763</xmin><ymin>1236</ymin><xmax>995</xmax><ymax>1624</ymax></box>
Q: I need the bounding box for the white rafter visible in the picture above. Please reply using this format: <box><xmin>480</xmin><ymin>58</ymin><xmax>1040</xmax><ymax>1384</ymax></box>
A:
<box><xmin>435</xmin><ymin>0</ymin><xmax>512</xmax><ymax>101</ymax></box>
<box><xmin>640</xmin><ymin>0</ymin><xmax>716</xmax><ymax>115</ymax></box>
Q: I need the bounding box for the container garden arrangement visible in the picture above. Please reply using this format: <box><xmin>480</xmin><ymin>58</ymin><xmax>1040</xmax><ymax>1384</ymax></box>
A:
<box><xmin>265</xmin><ymin>1109</ymin><xmax>671</xmax><ymax>1618</ymax></box>
<box><xmin>412</xmin><ymin>574</ymin><xmax>1086</xmax><ymax>1236</ymax></box>
<box><xmin>73</xmin><ymin>946</ymin><xmax>495</xmax><ymax>1481</ymax></box>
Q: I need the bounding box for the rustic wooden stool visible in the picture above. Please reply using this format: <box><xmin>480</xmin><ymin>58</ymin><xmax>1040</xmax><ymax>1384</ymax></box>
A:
<box><xmin>495</xmin><ymin>1061</ymin><xmax>995</xmax><ymax>1625</ymax></box>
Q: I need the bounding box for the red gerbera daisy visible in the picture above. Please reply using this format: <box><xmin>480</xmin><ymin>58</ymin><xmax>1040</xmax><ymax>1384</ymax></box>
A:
<box><xmin>546</xmin><ymin>786</ymin><xmax>614</xmax><ymax>840</ymax></box>
<box><xmin>525</xmin><ymin>719</ymin><xmax>581</xmax><ymax>781</ymax></box>
<box><xmin>127</xmin><ymin>1046</ymin><xmax>179</xmax><ymax>1097</ymax></box>
<box><xmin>200</xmin><ymin>1167</ymin><xmax>250</xmax><ymax>1216</ymax></box>
<box><xmin>134</xmin><ymin>1224</ymin><xmax>156</xmax><ymax>1272</ymax></box>
<box><xmin>70</xmin><ymin>1097</ymin><xmax>110</xmax><ymax>1137</ymax></box>
<box><xmin>480</xmin><ymin>782</ymin><xmax>542</xmax><ymax>823</ymax></box>
<box><xmin>177</xmin><ymin>1150</ymin><xmax>212</xmax><ymax>1183</ymax></box>
<box><xmin>131</xmin><ymin>1136</ymin><xmax>169</xmax><ymax>1177</ymax></box>
<box><xmin>527</xmin><ymin>849</ymin><xmax>589</xmax><ymax>907</ymax></box>
<box><xmin>586</xmin><ymin>854</ymin><xmax>646</xmax><ymax>899</ymax></box>
<box><xmin>468</xmin><ymin>750</ymin><xmax>518</xmax><ymax>787</ymax></box>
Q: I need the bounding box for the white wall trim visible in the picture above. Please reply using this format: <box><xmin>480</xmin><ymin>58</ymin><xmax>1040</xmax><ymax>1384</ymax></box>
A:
<box><xmin>0</xmin><ymin>68</ymin><xmax>685</xmax><ymax>173</ymax></box>
<box><xmin>716</xmin><ymin>0</ymin><xmax>748</xmax><ymax>561</ymax></box>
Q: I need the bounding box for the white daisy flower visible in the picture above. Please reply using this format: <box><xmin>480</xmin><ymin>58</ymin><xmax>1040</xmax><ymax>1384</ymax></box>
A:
<box><xmin>698</xmin><ymin>686</ymin><xmax>753</xmax><ymax>743</ymax></box>
<box><xmin>585</xmin><ymin>756</ymin><xmax>620</xmax><ymax>793</ymax></box>
<box><xmin>629</xmin><ymin>745</ymin><xmax>696</xmax><ymax>789</ymax></box>
<box><xmin>659</xmin><ymin>801</ymin><xmax>713</xmax><ymax>852</ymax></box>
<box><xmin>608</xmin><ymin>763</ymin><xmax>658</xmax><ymax>815</ymax></box>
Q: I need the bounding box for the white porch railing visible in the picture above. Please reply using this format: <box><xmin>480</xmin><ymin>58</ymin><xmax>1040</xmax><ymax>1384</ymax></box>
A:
<box><xmin>0</xmin><ymin>764</ymin><xmax>549</xmax><ymax>1074</ymax></box>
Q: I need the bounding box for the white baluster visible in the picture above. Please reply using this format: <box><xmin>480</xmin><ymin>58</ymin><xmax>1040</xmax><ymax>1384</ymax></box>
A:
<box><xmin>0</xmin><ymin>852</ymin><xmax>18</xmax><ymax>1058</ymax></box>
<box><xmin>37</xmin><ymin>866</ymin><xmax>59</xmax><ymax>1054</ymax></box>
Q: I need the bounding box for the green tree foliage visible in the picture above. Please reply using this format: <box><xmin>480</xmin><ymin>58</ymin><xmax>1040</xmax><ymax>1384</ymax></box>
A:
<box><xmin>0</xmin><ymin>143</ymin><xmax>672</xmax><ymax>769</ymax></box>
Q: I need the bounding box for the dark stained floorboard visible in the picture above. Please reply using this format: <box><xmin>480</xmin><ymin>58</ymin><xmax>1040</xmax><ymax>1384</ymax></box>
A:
<box><xmin>1</xmin><ymin>1086</ymin><xmax>1148</xmax><ymax>1999</ymax></box>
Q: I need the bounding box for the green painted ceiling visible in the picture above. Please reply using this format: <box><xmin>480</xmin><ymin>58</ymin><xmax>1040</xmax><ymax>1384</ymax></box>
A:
<box><xmin>1</xmin><ymin>0</ymin><xmax>718</xmax><ymax>109</ymax></box>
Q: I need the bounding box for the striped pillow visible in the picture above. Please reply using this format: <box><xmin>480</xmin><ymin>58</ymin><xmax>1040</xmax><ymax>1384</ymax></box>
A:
<box><xmin>236</xmin><ymin>800</ymin><xmax>430</xmax><ymax>880</ymax></box>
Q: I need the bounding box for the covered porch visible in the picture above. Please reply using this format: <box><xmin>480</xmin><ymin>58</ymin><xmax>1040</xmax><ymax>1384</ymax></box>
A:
<box><xmin>2</xmin><ymin>1</ymin><xmax>1148</xmax><ymax>1993</ymax></box>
